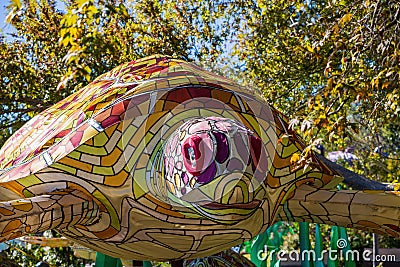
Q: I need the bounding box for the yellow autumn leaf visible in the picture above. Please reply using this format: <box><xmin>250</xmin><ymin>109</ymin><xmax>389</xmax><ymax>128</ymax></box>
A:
<box><xmin>305</xmin><ymin>44</ymin><xmax>314</xmax><ymax>53</ymax></box>
<box><xmin>332</xmin><ymin>24</ymin><xmax>340</xmax><ymax>34</ymax></box>
<box><xmin>339</xmin><ymin>13</ymin><xmax>352</xmax><ymax>27</ymax></box>
<box><xmin>290</xmin><ymin>153</ymin><xmax>300</xmax><ymax>164</ymax></box>
<box><xmin>382</xmin><ymin>82</ymin><xmax>390</xmax><ymax>89</ymax></box>
<box><xmin>327</xmin><ymin>78</ymin><xmax>333</xmax><ymax>90</ymax></box>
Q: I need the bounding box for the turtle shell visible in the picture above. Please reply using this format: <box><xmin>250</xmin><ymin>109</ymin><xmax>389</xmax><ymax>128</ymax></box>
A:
<box><xmin>0</xmin><ymin>55</ymin><xmax>340</xmax><ymax>260</ymax></box>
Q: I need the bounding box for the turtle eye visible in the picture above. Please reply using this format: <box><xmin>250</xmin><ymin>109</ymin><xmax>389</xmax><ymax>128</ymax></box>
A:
<box><xmin>187</xmin><ymin>146</ymin><xmax>197</xmax><ymax>167</ymax></box>
<box><xmin>182</xmin><ymin>134</ymin><xmax>214</xmax><ymax>176</ymax></box>
<box><xmin>183</xmin><ymin>135</ymin><xmax>201</xmax><ymax>162</ymax></box>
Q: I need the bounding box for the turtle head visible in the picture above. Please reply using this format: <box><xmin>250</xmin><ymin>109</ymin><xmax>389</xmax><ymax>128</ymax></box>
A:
<box><xmin>162</xmin><ymin>117</ymin><xmax>269</xmax><ymax>222</ymax></box>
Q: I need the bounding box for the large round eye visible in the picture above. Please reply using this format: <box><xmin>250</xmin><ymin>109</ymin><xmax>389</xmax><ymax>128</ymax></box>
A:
<box><xmin>182</xmin><ymin>133</ymin><xmax>214</xmax><ymax>176</ymax></box>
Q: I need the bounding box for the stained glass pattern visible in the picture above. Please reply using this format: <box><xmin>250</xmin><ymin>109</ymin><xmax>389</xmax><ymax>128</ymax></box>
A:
<box><xmin>0</xmin><ymin>55</ymin><xmax>399</xmax><ymax>261</ymax></box>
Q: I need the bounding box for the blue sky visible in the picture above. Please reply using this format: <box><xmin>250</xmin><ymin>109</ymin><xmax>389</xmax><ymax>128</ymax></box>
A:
<box><xmin>0</xmin><ymin>0</ymin><xmax>17</xmax><ymax>39</ymax></box>
<box><xmin>0</xmin><ymin>2</ymin><xmax>14</xmax><ymax>36</ymax></box>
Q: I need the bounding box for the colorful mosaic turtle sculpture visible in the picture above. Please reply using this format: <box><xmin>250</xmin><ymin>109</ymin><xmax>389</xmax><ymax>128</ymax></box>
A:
<box><xmin>0</xmin><ymin>55</ymin><xmax>399</xmax><ymax>262</ymax></box>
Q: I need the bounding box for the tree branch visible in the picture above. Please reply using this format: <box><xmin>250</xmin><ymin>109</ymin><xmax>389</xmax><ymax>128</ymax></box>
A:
<box><xmin>316</xmin><ymin>153</ymin><xmax>393</xmax><ymax>191</ymax></box>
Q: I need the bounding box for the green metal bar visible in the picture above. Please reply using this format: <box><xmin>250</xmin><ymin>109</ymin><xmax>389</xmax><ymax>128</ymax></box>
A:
<box><xmin>314</xmin><ymin>224</ymin><xmax>325</xmax><ymax>267</ymax></box>
<box><xmin>95</xmin><ymin>252</ymin><xmax>122</xmax><ymax>267</ymax></box>
<box><xmin>339</xmin><ymin>227</ymin><xmax>356</xmax><ymax>267</ymax></box>
<box><xmin>299</xmin><ymin>222</ymin><xmax>313</xmax><ymax>267</ymax></box>
<box><xmin>143</xmin><ymin>261</ymin><xmax>152</xmax><ymax>267</ymax></box>
<box><xmin>328</xmin><ymin>226</ymin><xmax>339</xmax><ymax>267</ymax></box>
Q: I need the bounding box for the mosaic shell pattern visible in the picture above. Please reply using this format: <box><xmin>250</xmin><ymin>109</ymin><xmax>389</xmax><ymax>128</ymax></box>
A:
<box><xmin>0</xmin><ymin>55</ymin><xmax>399</xmax><ymax>261</ymax></box>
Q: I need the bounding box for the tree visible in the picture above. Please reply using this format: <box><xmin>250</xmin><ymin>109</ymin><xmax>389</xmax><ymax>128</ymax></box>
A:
<box><xmin>1</xmin><ymin>0</ymin><xmax>68</xmax><ymax>145</ymax></box>
<box><xmin>0</xmin><ymin>0</ymin><xmax>224</xmax><ymax>147</ymax></box>
<box><xmin>231</xmin><ymin>0</ymin><xmax>400</xmax><ymax>182</ymax></box>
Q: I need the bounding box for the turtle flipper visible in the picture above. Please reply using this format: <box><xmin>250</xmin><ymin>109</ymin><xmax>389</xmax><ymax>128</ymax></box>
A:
<box><xmin>0</xmin><ymin>189</ymin><xmax>99</xmax><ymax>242</ymax></box>
<box><xmin>278</xmin><ymin>185</ymin><xmax>400</xmax><ymax>237</ymax></box>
